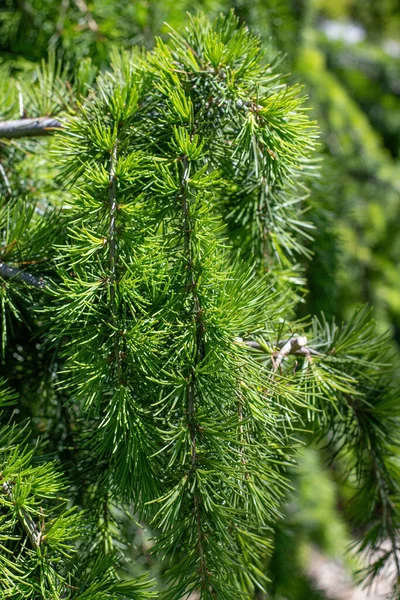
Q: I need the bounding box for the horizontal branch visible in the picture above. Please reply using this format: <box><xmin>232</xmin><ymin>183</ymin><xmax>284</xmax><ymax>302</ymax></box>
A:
<box><xmin>0</xmin><ymin>117</ymin><xmax>62</xmax><ymax>139</ymax></box>
<box><xmin>0</xmin><ymin>262</ymin><xmax>46</xmax><ymax>288</ymax></box>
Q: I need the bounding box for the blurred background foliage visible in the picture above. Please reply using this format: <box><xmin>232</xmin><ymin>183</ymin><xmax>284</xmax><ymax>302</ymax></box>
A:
<box><xmin>0</xmin><ymin>0</ymin><xmax>399</xmax><ymax>598</ymax></box>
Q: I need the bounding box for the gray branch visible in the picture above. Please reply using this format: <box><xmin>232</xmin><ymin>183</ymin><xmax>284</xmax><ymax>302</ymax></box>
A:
<box><xmin>0</xmin><ymin>117</ymin><xmax>62</xmax><ymax>139</ymax></box>
<box><xmin>0</xmin><ymin>262</ymin><xmax>46</xmax><ymax>288</ymax></box>
<box><xmin>236</xmin><ymin>335</ymin><xmax>321</xmax><ymax>370</ymax></box>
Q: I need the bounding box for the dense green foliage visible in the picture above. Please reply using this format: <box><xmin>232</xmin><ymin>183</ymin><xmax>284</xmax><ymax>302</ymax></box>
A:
<box><xmin>1</xmin><ymin>1</ymin><xmax>399</xmax><ymax>599</ymax></box>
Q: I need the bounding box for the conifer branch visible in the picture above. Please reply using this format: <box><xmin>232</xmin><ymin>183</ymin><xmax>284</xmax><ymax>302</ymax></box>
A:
<box><xmin>237</xmin><ymin>397</ymin><xmax>249</xmax><ymax>480</ymax></box>
<box><xmin>2</xmin><ymin>14</ymin><xmax>395</xmax><ymax>597</ymax></box>
<box><xmin>0</xmin><ymin>261</ymin><xmax>46</xmax><ymax>288</ymax></box>
<box><xmin>350</xmin><ymin>399</ymin><xmax>400</xmax><ymax>581</ymax></box>
<box><xmin>181</xmin><ymin>154</ymin><xmax>208</xmax><ymax>589</ymax></box>
<box><xmin>0</xmin><ymin>117</ymin><xmax>62</xmax><ymax>139</ymax></box>
<box><xmin>1</xmin><ymin>479</ymin><xmax>43</xmax><ymax>548</ymax></box>
<box><xmin>108</xmin><ymin>141</ymin><xmax>121</xmax><ymax>379</ymax></box>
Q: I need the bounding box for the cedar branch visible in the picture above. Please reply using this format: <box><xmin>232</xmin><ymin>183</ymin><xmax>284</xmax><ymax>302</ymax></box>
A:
<box><xmin>181</xmin><ymin>154</ymin><xmax>208</xmax><ymax>587</ymax></box>
<box><xmin>1</xmin><ymin>479</ymin><xmax>43</xmax><ymax>548</ymax></box>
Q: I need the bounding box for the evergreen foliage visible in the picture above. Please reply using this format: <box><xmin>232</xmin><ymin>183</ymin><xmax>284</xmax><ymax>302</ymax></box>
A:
<box><xmin>0</xmin><ymin>380</ymin><xmax>156</xmax><ymax>599</ymax></box>
<box><xmin>1</xmin><ymin>5</ymin><xmax>400</xmax><ymax>600</ymax></box>
<box><xmin>47</xmin><ymin>16</ymin><xmax>319</xmax><ymax>596</ymax></box>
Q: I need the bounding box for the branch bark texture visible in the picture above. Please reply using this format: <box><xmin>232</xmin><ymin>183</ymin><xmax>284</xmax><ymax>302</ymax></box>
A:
<box><xmin>0</xmin><ymin>117</ymin><xmax>62</xmax><ymax>139</ymax></box>
<box><xmin>0</xmin><ymin>262</ymin><xmax>46</xmax><ymax>288</ymax></box>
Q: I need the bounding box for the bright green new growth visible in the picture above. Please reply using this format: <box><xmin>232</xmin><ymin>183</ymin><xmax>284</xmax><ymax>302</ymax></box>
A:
<box><xmin>1</xmin><ymin>11</ymin><xmax>400</xmax><ymax>600</ymax></box>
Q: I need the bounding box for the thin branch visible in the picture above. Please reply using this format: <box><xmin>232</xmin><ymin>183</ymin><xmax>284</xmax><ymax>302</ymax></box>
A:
<box><xmin>16</xmin><ymin>82</ymin><xmax>25</xmax><ymax>119</ymax></box>
<box><xmin>0</xmin><ymin>117</ymin><xmax>62</xmax><ymax>140</ymax></box>
<box><xmin>237</xmin><ymin>397</ymin><xmax>249</xmax><ymax>480</ymax></box>
<box><xmin>108</xmin><ymin>143</ymin><xmax>118</xmax><ymax>296</ymax></box>
<box><xmin>181</xmin><ymin>154</ymin><xmax>208</xmax><ymax>587</ymax></box>
<box><xmin>0</xmin><ymin>163</ymin><xmax>12</xmax><ymax>196</ymax></box>
<box><xmin>0</xmin><ymin>262</ymin><xmax>46</xmax><ymax>288</ymax></box>
<box><xmin>273</xmin><ymin>336</ymin><xmax>311</xmax><ymax>370</ymax></box>
<box><xmin>236</xmin><ymin>335</ymin><xmax>321</xmax><ymax>371</ymax></box>
<box><xmin>108</xmin><ymin>141</ymin><xmax>121</xmax><ymax>380</ymax></box>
